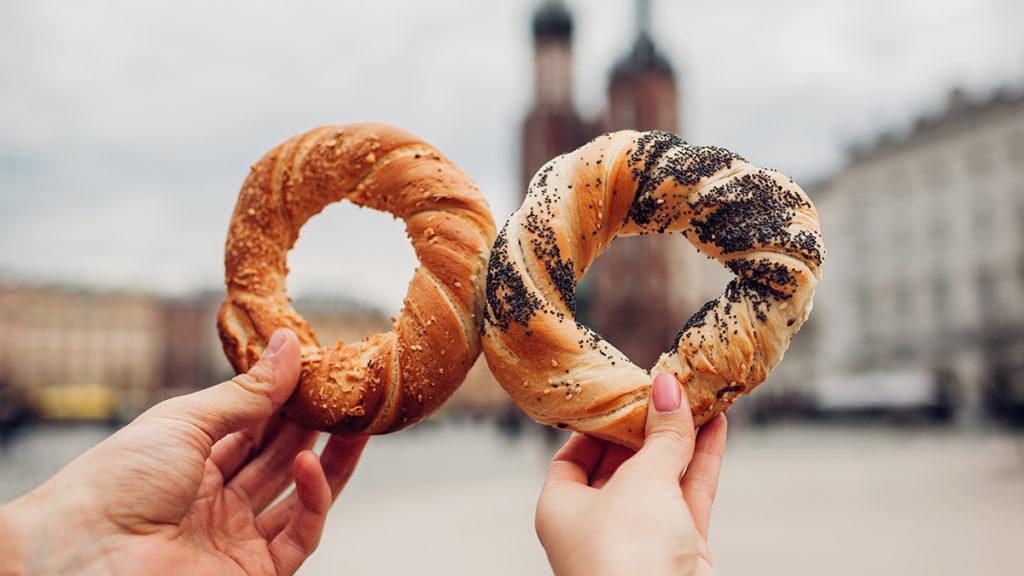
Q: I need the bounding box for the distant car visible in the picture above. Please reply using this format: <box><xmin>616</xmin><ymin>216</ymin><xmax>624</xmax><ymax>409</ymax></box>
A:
<box><xmin>811</xmin><ymin>369</ymin><xmax>951</xmax><ymax>421</ymax></box>
<box><xmin>31</xmin><ymin>382</ymin><xmax>119</xmax><ymax>422</ymax></box>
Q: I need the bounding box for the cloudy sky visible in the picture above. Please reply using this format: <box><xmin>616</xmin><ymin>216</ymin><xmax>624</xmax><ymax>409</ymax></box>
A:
<box><xmin>2</xmin><ymin>0</ymin><xmax>1022</xmax><ymax>313</ymax></box>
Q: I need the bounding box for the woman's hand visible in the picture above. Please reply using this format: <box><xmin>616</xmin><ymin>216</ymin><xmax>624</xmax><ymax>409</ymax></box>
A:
<box><xmin>0</xmin><ymin>329</ymin><xmax>368</xmax><ymax>576</ymax></box>
<box><xmin>536</xmin><ymin>373</ymin><xmax>728</xmax><ymax>576</ymax></box>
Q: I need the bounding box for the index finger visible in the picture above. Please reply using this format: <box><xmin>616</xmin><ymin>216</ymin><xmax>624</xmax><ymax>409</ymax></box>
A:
<box><xmin>544</xmin><ymin>433</ymin><xmax>606</xmax><ymax>486</ymax></box>
<box><xmin>681</xmin><ymin>414</ymin><xmax>728</xmax><ymax>540</ymax></box>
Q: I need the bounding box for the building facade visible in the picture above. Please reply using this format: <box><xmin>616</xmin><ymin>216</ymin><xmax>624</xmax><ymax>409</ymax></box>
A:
<box><xmin>0</xmin><ymin>283</ymin><xmax>167</xmax><ymax>417</ymax></box>
<box><xmin>0</xmin><ymin>283</ymin><xmax>436</xmax><ymax>420</ymax></box>
<box><xmin>815</xmin><ymin>86</ymin><xmax>1024</xmax><ymax>422</ymax></box>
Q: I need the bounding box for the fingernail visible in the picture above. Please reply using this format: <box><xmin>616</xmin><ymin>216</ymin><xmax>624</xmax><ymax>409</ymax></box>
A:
<box><xmin>262</xmin><ymin>329</ymin><xmax>287</xmax><ymax>358</ymax></box>
<box><xmin>652</xmin><ymin>373</ymin><xmax>681</xmax><ymax>413</ymax></box>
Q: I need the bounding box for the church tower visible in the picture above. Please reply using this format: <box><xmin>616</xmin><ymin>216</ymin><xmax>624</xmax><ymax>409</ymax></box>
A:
<box><xmin>606</xmin><ymin>0</ymin><xmax>679</xmax><ymax>133</ymax></box>
<box><xmin>520</xmin><ymin>0</ymin><xmax>719</xmax><ymax>369</ymax></box>
<box><xmin>588</xmin><ymin>0</ymin><xmax>705</xmax><ymax>368</ymax></box>
<box><xmin>520</xmin><ymin>0</ymin><xmax>587</xmax><ymax>195</ymax></box>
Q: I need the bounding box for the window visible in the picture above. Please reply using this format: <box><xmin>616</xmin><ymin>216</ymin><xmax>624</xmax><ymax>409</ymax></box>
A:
<box><xmin>1008</xmin><ymin>131</ymin><xmax>1024</xmax><ymax>165</ymax></box>
<box><xmin>922</xmin><ymin>156</ymin><xmax>948</xmax><ymax>193</ymax></box>
<box><xmin>928</xmin><ymin>207</ymin><xmax>950</xmax><ymax>249</ymax></box>
<box><xmin>972</xmin><ymin>185</ymin><xmax>994</xmax><ymax>239</ymax></box>
<box><xmin>932</xmin><ymin>270</ymin><xmax>950</xmax><ymax>326</ymax></box>
<box><xmin>855</xmin><ymin>280</ymin><xmax>873</xmax><ymax>346</ymax></box>
<box><xmin>894</xmin><ymin>279</ymin><xmax>913</xmax><ymax>321</ymax></box>
<box><xmin>976</xmin><ymin>266</ymin><xmax>1000</xmax><ymax>325</ymax></box>
<box><xmin>966</xmin><ymin>143</ymin><xmax>993</xmax><ymax>179</ymax></box>
<box><xmin>1018</xmin><ymin>256</ymin><xmax>1024</xmax><ymax>316</ymax></box>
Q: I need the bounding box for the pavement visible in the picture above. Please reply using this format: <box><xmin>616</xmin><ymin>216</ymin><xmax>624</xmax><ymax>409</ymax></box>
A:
<box><xmin>2</xmin><ymin>421</ymin><xmax>1022</xmax><ymax>575</ymax></box>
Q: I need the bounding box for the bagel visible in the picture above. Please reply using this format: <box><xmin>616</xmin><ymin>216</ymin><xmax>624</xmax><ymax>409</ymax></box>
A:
<box><xmin>218</xmin><ymin>123</ymin><xmax>496</xmax><ymax>435</ymax></box>
<box><xmin>482</xmin><ymin>130</ymin><xmax>824</xmax><ymax>449</ymax></box>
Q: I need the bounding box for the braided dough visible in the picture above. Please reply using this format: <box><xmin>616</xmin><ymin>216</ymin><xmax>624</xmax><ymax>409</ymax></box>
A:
<box><xmin>218</xmin><ymin>123</ymin><xmax>496</xmax><ymax>435</ymax></box>
<box><xmin>482</xmin><ymin>130</ymin><xmax>824</xmax><ymax>449</ymax></box>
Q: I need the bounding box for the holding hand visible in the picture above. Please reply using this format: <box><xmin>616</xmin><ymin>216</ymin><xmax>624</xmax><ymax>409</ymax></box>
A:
<box><xmin>536</xmin><ymin>373</ymin><xmax>728</xmax><ymax>576</ymax></box>
<box><xmin>0</xmin><ymin>329</ymin><xmax>367</xmax><ymax>576</ymax></box>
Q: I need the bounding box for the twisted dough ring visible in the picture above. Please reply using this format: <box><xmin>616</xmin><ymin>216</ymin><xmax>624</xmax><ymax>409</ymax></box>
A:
<box><xmin>482</xmin><ymin>130</ymin><xmax>824</xmax><ymax>449</ymax></box>
<box><xmin>218</xmin><ymin>123</ymin><xmax>496</xmax><ymax>435</ymax></box>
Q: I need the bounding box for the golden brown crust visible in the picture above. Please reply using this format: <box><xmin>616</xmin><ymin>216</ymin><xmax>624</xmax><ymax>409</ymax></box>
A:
<box><xmin>218</xmin><ymin>123</ymin><xmax>496</xmax><ymax>435</ymax></box>
<box><xmin>482</xmin><ymin>130</ymin><xmax>825</xmax><ymax>449</ymax></box>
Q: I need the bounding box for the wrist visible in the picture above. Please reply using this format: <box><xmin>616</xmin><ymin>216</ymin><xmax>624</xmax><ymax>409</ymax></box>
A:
<box><xmin>0</xmin><ymin>484</ymin><xmax>108</xmax><ymax>576</ymax></box>
<box><xmin>545</xmin><ymin>533</ymin><xmax>705</xmax><ymax>576</ymax></box>
<box><xmin>0</xmin><ymin>497</ymin><xmax>33</xmax><ymax>576</ymax></box>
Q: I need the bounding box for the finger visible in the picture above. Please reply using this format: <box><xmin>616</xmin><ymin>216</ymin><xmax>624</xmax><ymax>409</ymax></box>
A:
<box><xmin>269</xmin><ymin>451</ymin><xmax>331</xmax><ymax>576</ymax></box>
<box><xmin>630</xmin><ymin>373</ymin><xmax>697</xmax><ymax>480</ymax></box>
<box><xmin>257</xmin><ymin>434</ymin><xmax>369</xmax><ymax>538</ymax></box>
<box><xmin>321</xmin><ymin>434</ymin><xmax>371</xmax><ymax>499</ymax></box>
<box><xmin>544</xmin><ymin>433</ymin><xmax>605</xmax><ymax>487</ymax></box>
<box><xmin>145</xmin><ymin>329</ymin><xmax>301</xmax><ymax>454</ymax></box>
<box><xmin>589</xmin><ymin>443</ymin><xmax>634</xmax><ymax>489</ymax></box>
<box><xmin>227</xmin><ymin>421</ymin><xmax>319</xmax><ymax>512</ymax></box>
<box><xmin>208</xmin><ymin>428</ymin><xmax>258</xmax><ymax>480</ymax></box>
<box><xmin>209</xmin><ymin>413</ymin><xmax>291</xmax><ymax>480</ymax></box>
<box><xmin>681</xmin><ymin>414</ymin><xmax>728</xmax><ymax>540</ymax></box>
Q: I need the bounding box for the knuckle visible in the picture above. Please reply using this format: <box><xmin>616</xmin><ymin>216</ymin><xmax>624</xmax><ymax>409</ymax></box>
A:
<box><xmin>687</xmin><ymin>476</ymin><xmax>718</xmax><ymax>500</ymax></box>
<box><xmin>534</xmin><ymin>498</ymin><xmax>551</xmax><ymax>539</ymax></box>
<box><xmin>534</xmin><ymin>495</ymin><xmax>565</xmax><ymax>544</ymax></box>
<box><xmin>231</xmin><ymin>370</ymin><xmax>271</xmax><ymax>397</ymax></box>
<box><xmin>649</xmin><ymin>424</ymin><xmax>694</xmax><ymax>449</ymax></box>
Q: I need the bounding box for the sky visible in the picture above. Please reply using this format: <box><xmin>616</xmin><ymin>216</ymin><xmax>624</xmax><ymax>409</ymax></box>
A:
<box><xmin>2</xmin><ymin>0</ymin><xmax>1023</xmax><ymax>314</ymax></box>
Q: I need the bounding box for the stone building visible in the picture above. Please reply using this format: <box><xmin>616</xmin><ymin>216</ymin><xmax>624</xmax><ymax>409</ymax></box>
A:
<box><xmin>0</xmin><ymin>283</ymin><xmax>166</xmax><ymax>417</ymax></box>
<box><xmin>158</xmin><ymin>291</ymin><xmax>234</xmax><ymax>399</ymax></box>
<box><xmin>815</xmin><ymin>85</ymin><xmax>1024</xmax><ymax>423</ymax></box>
<box><xmin>521</xmin><ymin>0</ymin><xmax>726</xmax><ymax>369</ymax></box>
<box><xmin>0</xmin><ymin>283</ymin><xmax>450</xmax><ymax>420</ymax></box>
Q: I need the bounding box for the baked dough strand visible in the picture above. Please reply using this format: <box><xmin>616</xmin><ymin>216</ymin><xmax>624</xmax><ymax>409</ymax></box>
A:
<box><xmin>218</xmin><ymin>123</ymin><xmax>496</xmax><ymax>435</ymax></box>
<box><xmin>482</xmin><ymin>130</ymin><xmax>824</xmax><ymax>449</ymax></box>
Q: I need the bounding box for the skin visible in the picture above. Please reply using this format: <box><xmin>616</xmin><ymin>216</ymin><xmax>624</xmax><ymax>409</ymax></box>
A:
<box><xmin>536</xmin><ymin>373</ymin><xmax>728</xmax><ymax>576</ymax></box>
<box><xmin>0</xmin><ymin>329</ymin><xmax>368</xmax><ymax>576</ymax></box>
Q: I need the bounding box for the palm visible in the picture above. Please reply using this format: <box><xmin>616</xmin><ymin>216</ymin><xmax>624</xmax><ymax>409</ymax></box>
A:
<box><xmin>536</xmin><ymin>413</ymin><xmax>727</xmax><ymax>576</ymax></box>
<box><xmin>109</xmin><ymin>475</ymin><xmax>280</xmax><ymax>575</ymax></box>
<box><xmin>2</xmin><ymin>331</ymin><xmax>367</xmax><ymax>576</ymax></box>
<box><xmin>53</xmin><ymin>410</ymin><xmax>367</xmax><ymax>576</ymax></box>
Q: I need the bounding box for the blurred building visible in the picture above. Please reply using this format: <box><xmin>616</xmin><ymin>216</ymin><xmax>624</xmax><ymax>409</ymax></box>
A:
<box><xmin>521</xmin><ymin>0</ymin><xmax>726</xmax><ymax>368</ymax></box>
<box><xmin>521</xmin><ymin>0</ymin><xmax>588</xmax><ymax>191</ymax></box>
<box><xmin>0</xmin><ymin>283</ymin><xmax>447</xmax><ymax>421</ymax></box>
<box><xmin>0</xmin><ymin>283</ymin><xmax>166</xmax><ymax>419</ymax></box>
<box><xmin>157</xmin><ymin>291</ymin><xmax>236</xmax><ymax>400</ymax></box>
<box><xmin>815</xmin><ymin>85</ymin><xmax>1024</xmax><ymax>423</ymax></box>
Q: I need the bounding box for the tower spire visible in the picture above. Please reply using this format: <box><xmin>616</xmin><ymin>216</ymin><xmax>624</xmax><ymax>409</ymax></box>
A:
<box><xmin>635</xmin><ymin>0</ymin><xmax>651</xmax><ymax>38</ymax></box>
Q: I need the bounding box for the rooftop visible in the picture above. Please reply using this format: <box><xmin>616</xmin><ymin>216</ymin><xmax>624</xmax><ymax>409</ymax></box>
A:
<box><xmin>611</xmin><ymin>32</ymin><xmax>674</xmax><ymax>80</ymax></box>
<box><xmin>846</xmin><ymin>81</ymin><xmax>1024</xmax><ymax>165</ymax></box>
<box><xmin>532</xmin><ymin>0</ymin><xmax>573</xmax><ymax>41</ymax></box>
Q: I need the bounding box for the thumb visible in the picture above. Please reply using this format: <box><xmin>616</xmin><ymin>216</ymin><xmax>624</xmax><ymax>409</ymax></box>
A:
<box><xmin>148</xmin><ymin>328</ymin><xmax>302</xmax><ymax>451</ymax></box>
<box><xmin>631</xmin><ymin>372</ymin><xmax>697</xmax><ymax>480</ymax></box>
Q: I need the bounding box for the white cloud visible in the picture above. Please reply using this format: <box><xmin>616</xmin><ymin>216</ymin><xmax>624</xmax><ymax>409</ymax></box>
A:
<box><xmin>1</xmin><ymin>0</ymin><xmax>1021</xmax><ymax>311</ymax></box>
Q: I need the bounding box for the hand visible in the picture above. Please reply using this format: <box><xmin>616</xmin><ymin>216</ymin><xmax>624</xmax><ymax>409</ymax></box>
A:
<box><xmin>0</xmin><ymin>329</ymin><xmax>368</xmax><ymax>576</ymax></box>
<box><xmin>535</xmin><ymin>373</ymin><xmax>728</xmax><ymax>576</ymax></box>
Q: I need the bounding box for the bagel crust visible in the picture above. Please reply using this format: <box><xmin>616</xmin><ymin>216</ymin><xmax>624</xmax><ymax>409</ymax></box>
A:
<box><xmin>482</xmin><ymin>130</ymin><xmax>825</xmax><ymax>449</ymax></box>
<box><xmin>218</xmin><ymin>123</ymin><xmax>496</xmax><ymax>435</ymax></box>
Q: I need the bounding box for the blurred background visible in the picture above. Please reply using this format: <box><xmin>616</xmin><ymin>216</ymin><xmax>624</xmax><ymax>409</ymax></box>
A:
<box><xmin>2</xmin><ymin>0</ymin><xmax>1023</xmax><ymax>574</ymax></box>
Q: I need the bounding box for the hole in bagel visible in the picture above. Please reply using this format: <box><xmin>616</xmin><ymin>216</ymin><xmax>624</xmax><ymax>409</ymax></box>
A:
<box><xmin>287</xmin><ymin>200</ymin><xmax>416</xmax><ymax>343</ymax></box>
<box><xmin>578</xmin><ymin>234</ymin><xmax>730</xmax><ymax>368</ymax></box>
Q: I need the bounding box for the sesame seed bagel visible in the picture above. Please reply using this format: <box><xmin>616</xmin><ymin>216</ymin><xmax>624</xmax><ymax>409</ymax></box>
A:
<box><xmin>482</xmin><ymin>130</ymin><xmax>824</xmax><ymax>449</ymax></box>
<box><xmin>218</xmin><ymin>123</ymin><xmax>496</xmax><ymax>435</ymax></box>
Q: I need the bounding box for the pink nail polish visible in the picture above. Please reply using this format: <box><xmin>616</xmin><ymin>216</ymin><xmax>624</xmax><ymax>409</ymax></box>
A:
<box><xmin>262</xmin><ymin>329</ymin><xmax>287</xmax><ymax>358</ymax></box>
<box><xmin>652</xmin><ymin>373</ymin><xmax>681</xmax><ymax>413</ymax></box>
